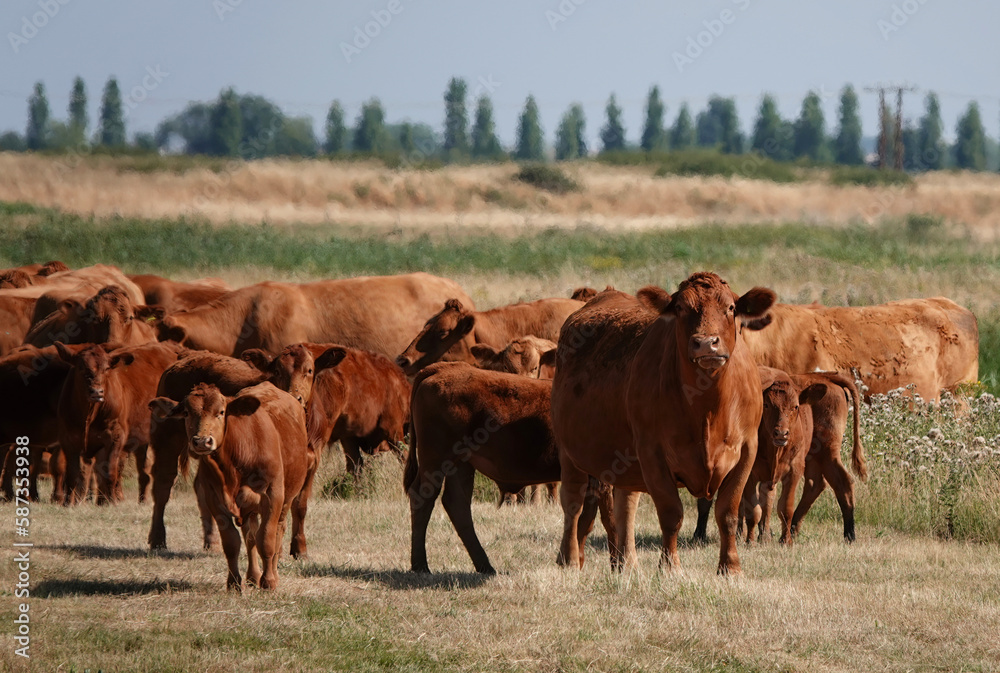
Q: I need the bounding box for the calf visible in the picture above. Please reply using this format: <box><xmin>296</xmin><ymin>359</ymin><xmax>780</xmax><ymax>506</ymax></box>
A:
<box><xmin>151</xmin><ymin>382</ymin><xmax>314</xmax><ymax>591</ymax></box>
<box><xmin>405</xmin><ymin>361</ymin><xmax>613</xmax><ymax>575</ymax></box>
<box><xmin>148</xmin><ymin>345</ymin><xmax>320</xmax><ymax>555</ymax></box>
<box><xmin>306</xmin><ymin>344</ymin><xmax>410</xmax><ymax>477</ymax></box>
<box><xmin>395</xmin><ymin>296</ymin><xmax>582</xmax><ymax>376</ymax></box>
<box><xmin>54</xmin><ymin>341</ymin><xmax>187</xmax><ymax>505</ymax></box>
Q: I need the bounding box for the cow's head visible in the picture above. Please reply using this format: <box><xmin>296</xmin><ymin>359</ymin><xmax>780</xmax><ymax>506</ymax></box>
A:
<box><xmin>0</xmin><ymin>269</ymin><xmax>33</xmax><ymax>289</ymax></box>
<box><xmin>242</xmin><ymin>343</ymin><xmax>319</xmax><ymax>408</ymax></box>
<box><xmin>84</xmin><ymin>285</ymin><xmax>136</xmax><ymax>343</ymax></box>
<box><xmin>637</xmin><ymin>272</ymin><xmax>775</xmax><ymax>374</ymax></box>
<box><xmin>141</xmin><ymin>306</ymin><xmax>188</xmax><ymax>345</ymax></box>
<box><xmin>395</xmin><ymin>298</ymin><xmax>475</xmax><ymax>376</ymax></box>
<box><xmin>471</xmin><ymin>336</ymin><xmax>557</xmax><ymax>379</ymax></box>
<box><xmin>54</xmin><ymin>341</ymin><xmax>133</xmax><ymax>403</ymax></box>
<box><xmin>758</xmin><ymin>367</ymin><xmax>826</xmax><ymax>487</ymax></box>
<box><xmin>149</xmin><ymin>383</ymin><xmax>260</xmax><ymax>456</ymax></box>
<box><xmin>38</xmin><ymin>260</ymin><xmax>69</xmax><ymax>277</ymax></box>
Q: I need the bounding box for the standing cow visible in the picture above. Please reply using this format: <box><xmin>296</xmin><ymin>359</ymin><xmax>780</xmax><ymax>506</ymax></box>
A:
<box><xmin>552</xmin><ymin>274</ymin><xmax>775</xmax><ymax>575</ymax></box>
<box><xmin>151</xmin><ymin>382</ymin><xmax>314</xmax><ymax>591</ymax></box>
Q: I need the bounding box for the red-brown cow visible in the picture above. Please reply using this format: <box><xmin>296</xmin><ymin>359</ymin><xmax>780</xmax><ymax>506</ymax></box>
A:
<box><xmin>552</xmin><ymin>274</ymin><xmax>776</xmax><ymax>575</ymax></box>
<box><xmin>742</xmin><ymin>299</ymin><xmax>978</xmax><ymax>401</ymax></box>
<box><xmin>305</xmin><ymin>344</ymin><xmax>410</xmax><ymax>477</ymax></box>
<box><xmin>151</xmin><ymin>273</ymin><xmax>473</xmax><ymax>358</ymax></box>
<box><xmin>26</xmin><ymin>285</ymin><xmax>157</xmax><ymax>349</ymax></box>
<box><xmin>151</xmin><ymin>382</ymin><xmax>314</xmax><ymax>591</ymax></box>
<box><xmin>0</xmin><ymin>261</ymin><xmax>69</xmax><ymax>289</ymax></box>
<box><xmin>405</xmin><ymin>361</ymin><xmax>614</xmax><ymax>574</ymax></box>
<box><xmin>147</xmin><ymin>346</ymin><xmax>320</xmax><ymax>555</ymax></box>
<box><xmin>0</xmin><ymin>295</ymin><xmax>35</xmax><ymax>356</ymax></box>
<box><xmin>0</xmin><ymin>344</ymin><xmax>85</xmax><ymax>501</ymax></box>
<box><xmin>395</xmin><ymin>297</ymin><xmax>582</xmax><ymax>376</ymax></box>
<box><xmin>470</xmin><ymin>336</ymin><xmax>558</xmax><ymax>380</ymax></box>
<box><xmin>54</xmin><ymin>341</ymin><xmax>188</xmax><ymax>505</ymax></box>
<box><xmin>128</xmin><ymin>274</ymin><xmax>231</xmax><ymax>312</ymax></box>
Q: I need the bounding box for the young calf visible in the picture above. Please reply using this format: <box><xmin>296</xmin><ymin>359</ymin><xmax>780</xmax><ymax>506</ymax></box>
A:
<box><xmin>742</xmin><ymin>368</ymin><xmax>867</xmax><ymax>544</ymax></box>
<box><xmin>305</xmin><ymin>344</ymin><xmax>410</xmax><ymax>477</ymax></box>
<box><xmin>405</xmin><ymin>361</ymin><xmax>613</xmax><ymax>575</ymax></box>
<box><xmin>150</xmin><ymin>382</ymin><xmax>314</xmax><ymax>591</ymax></box>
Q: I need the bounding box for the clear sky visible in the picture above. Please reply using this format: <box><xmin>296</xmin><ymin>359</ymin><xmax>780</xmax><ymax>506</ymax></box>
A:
<box><xmin>2</xmin><ymin>0</ymin><xmax>998</xmax><ymax>147</ymax></box>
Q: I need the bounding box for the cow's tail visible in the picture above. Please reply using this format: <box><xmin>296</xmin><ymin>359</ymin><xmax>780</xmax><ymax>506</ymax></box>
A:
<box><xmin>825</xmin><ymin>371</ymin><xmax>867</xmax><ymax>482</ymax></box>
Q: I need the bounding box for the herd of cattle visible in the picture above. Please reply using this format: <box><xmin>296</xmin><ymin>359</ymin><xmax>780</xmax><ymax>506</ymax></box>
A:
<box><xmin>0</xmin><ymin>261</ymin><xmax>980</xmax><ymax>589</ymax></box>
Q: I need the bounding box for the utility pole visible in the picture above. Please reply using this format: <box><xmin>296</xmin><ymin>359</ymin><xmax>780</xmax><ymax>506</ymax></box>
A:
<box><xmin>865</xmin><ymin>83</ymin><xmax>917</xmax><ymax>169</ymax></box>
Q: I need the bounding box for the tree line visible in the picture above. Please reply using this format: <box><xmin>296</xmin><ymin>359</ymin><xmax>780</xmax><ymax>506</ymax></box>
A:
<box><xmin>1</xmin><ymin>76</ymin><xmax>994</xmax><ymax>172</ymax></box>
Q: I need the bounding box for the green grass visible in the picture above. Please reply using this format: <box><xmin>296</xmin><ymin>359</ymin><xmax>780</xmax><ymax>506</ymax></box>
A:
<box><xmin>599</xmin><ymin>149</ymin><xmax>799</xmax><ymax>183</ymax></box>
<box><xmin>829</xmin><ymin>165</ymin><xmax>914</xmax><ymax>187</ymax></box>
<box><xmin>2</xmin><ymin>201</ymin><xmax>998</xmax><ymax>278</ymax></box>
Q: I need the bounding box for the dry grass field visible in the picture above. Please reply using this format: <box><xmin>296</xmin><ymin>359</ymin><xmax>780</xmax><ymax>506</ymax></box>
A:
<box><xmin>1</xmin><ymin>452</ymin><xmax>998</xmax><ymax>673</ymax></box>
<box><xmin>2</xmin><ymin>153</ymin><xmax>1000</xmax><ymax>671</ymax></box>
<box><xmin>2</xmin><ymin>153</ymin><xmax>1000</xmax><ymax>236</ymax></box>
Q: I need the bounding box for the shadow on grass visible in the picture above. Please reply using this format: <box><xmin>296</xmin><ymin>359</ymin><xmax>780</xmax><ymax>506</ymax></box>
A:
<box><xmin>298</xmin><ymin>563</ymin><xmax>492</xmax><ymax>590</ymax></box>
<box><xmin>34</xmin><ymin>577</ymin><xmax>195</xmax><ymax>597</ymax></box>
<box><xmin>40</xmin><ymin>543</ymin><xmax>203</xmax><ymax>561</ymax></box>
<box><xmin>585</xmin><ymin>532</ymin><xmax>713</xmax><ymax>552</ymax></box>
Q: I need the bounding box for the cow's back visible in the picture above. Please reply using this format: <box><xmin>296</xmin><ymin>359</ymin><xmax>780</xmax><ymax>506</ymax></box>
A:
<box><xmin>551</xmin><ymin>290</ymin><xmax>656</xmax><ymax>491</ymax></box>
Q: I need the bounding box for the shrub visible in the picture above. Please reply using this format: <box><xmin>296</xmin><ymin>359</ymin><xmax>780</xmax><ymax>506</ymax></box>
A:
<box><xmin>652</xmin><ymin>150</ymin><xmax>798</xmax><ymax>183</ymax></box>
<box><xmin>829</xmin><ymin>165</ymin><xmax>913</xmax><ymax>187</ymax></box>
<box><xmin>513</xmin><ymin>163</ymin><xmax>579</xmax><ymax>194</ymax></box>
<box><xmin>905</xmin><ymin>213</ymin><xmax>944</xmax><ymax>240</ymax></box>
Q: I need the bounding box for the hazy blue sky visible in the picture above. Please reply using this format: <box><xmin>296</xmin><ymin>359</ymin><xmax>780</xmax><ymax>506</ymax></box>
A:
<box><xmin>2</xmin><ymin>0</ymin><xmax>998</xmax><ymax>147</ymax></box>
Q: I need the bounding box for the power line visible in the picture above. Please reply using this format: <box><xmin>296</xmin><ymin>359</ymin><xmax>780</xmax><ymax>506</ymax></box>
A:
<box><xmin>865</xmin><ymin>83</ymin><xmax>916</xmax><ymax>170</ymax></box>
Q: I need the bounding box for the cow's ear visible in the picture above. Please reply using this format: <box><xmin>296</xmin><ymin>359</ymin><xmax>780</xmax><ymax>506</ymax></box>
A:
<box><xmin>53</xmin><ymin>341</ymin><xmax>75</xmax><ymax>363</ymax></box>
<box><xmin>226</xmin><ymin>395</ymin><xmax>261</xmax><ymax>418</ymax></box>
<box><xmin>736</xmin><ymin>287</ymin><xmax>776</xmax><ymax>319</ymax></box>
<box><xmin>135</xmin><ymin>305</ymin><xmax>165</xmax><ymax>323</ymax></box>
<box><xmin>241</xmin><ymin>349</ymin><xmax>273</xmax><ymax>372</ymax></box>
<box><xmin>570</xmin><ymin>287</ymin><xmax>598</xmax><ymax>302</ymax></box>
<box><xmin>59</xmin><ymin>299</ymin><xmax>81</xmax><ymax>315</ymax></box>
<box><xmin>455</xmin><ymin>313</ymin><xmax>476</xmax><ymax>338</ymax></box>
<box><xmin>636</xmin><ymin>286</ymin><xmax>672</xmax><ymax>314</ymax></box>
<box><xmin>743</xmin><ymin>313</ymin><xmax>773</xmax><ymax>331</ymax></box>
<box><xmin>315</xmin><ymin>346</ymin><xmax>347</xmax><ymax>371</ymax></box>
<box><xmin>149</xmin><ymin>397</ymin><xmax>183</xmax><ymax>420</ymax></box>
<box><xmin>110</xmin><ymin>352</ymin><xmax>135</xmax><ymax>369</ymax></box>
<box><xmin>758</xmin><ymin>367</ymin><xmax>781</xmax><ymax>392</ymax></box>
<box><xmin>470</xmin><ymin>344</ymin><xmax>498</xmax><ymax>364</ymax></box>
<box><xmin>539</xmin><ymin>347</ymin><xmax>557</xmax><ymax>369</ymax></box>
<box><xmin>799</xmin><ymin>382</ymin><xmax>828</xmax><ymax>406</ymax></box>
<box><xmin>159</xmin><ymin>321</ymin><xmax>187</xmax><ymax>344</ymax></box>
<box><xmin>444</xmin><ymin>298</ymin><xmax>464</xmax><ymax>312</ymax></box>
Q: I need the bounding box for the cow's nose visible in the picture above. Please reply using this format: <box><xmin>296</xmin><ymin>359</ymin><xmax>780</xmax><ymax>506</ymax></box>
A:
<box><xmin>192</xmin><ymin>435</ymin><xmax>216</xmax><ymax>452</ymax></box>
<box><xmin>89</xmin><ymin>387</ymin><xmax>105</xmax><ymax>402</ymax></box>
<box><xmin>690</xmin><ymin>335</ymin><xmax>721</xmax><ymax>356</ymax></box>
<box><xmin>772</xmin><ymin>429</ymin><xmax>789</xmax><ymax>446</ymax></box>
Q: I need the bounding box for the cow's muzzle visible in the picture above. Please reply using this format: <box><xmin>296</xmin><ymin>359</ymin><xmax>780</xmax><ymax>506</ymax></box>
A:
<box><xmin>689</xmin><ymin>335</ymin><xmax>727</xmax><ymax>370</ymax></box>
<box><xmin>190</xmin><ymin>435</ymin><xmax>217</xmax><ymax>455</ymax></box>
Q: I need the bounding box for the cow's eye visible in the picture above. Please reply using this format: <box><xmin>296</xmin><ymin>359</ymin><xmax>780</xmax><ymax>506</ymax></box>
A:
<box><xmin>728</xmin><ymin>304</ymin><xmax>736</xmax><ymax>313</ymax></box>
<box><xmin>307</xmin><ymin>368</ymin><xmax>313</xmax><ymax>375</ymax></box>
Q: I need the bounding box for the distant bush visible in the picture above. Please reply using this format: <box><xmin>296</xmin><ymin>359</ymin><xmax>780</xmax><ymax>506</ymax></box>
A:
<box><xmin>830</xmin><ymin>166</ymin><xmax>913</xmax><ymax>187</ymax></box>
<box><xmin>653</xmin><ymin>150</ymin><xmax>798</xmax><ymax>183</ymax></box>
<box><xmin>906</xmin><ymin>213</ymin><xmax>945</xmax><ymax>240</ymax></box>
<box><xmin>513</xmin><ymin>163</ymin><xmax>579</xmax><ymax>193</ymax></box>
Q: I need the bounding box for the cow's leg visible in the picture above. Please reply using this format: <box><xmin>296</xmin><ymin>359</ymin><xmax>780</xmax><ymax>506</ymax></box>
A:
<box><xmin>194</xmin><ymin>470</ymin><xmax>221</xmax><ymax>551</ymax></box>
<box><xmin>289</xmin><ymin>455</ymin><xmax>317</xmax><ymax>560</ymax></box>
<box><xmin>407</xmin><ymin>458</ymin><xmax>443</xmax><ymax>574</ymax></box>
<box><xmin>75</xmin><ymin>456</ymin><xmax>96</xmax><ymax>504</ymax></box>
<box><xmin>243</xmin><ymin>511</ymin><xmax>262</xmax><ymax>588</ymax></box>
<box><xmin>742</xmin><ymin>481</ymin><xmax>761</xmax><ymax>545</ymax></box>
<box><xmin>134</xmin><ymin>444</ymin><xmax>151</xmax><ymax>504</ymax></box>
<box><xmin>148</xmin><ymin>436</ymin><xmax>179</xmax><ymax>550</ymax></box>
<box><xmin>217</xmin><ymin>510</ymin><xmax>243</xmax><ymax>592</ymax></box>
<box><xmin>777</xmin><ymin>470</ymin><xmax>800</xmax><ymax>544</ymax></box>
<box><xmin>440</xmin><ymin>463</ymin><xmax>495</xmax><ymax>575</ymax></box>
<box><xmin>587</xmin><ymin>479</ymin><xmax>618</xmax><ymax>570</ymax></box>
<box><xmin>692</xmin><ymin>498</ymin><xmax>713</xmax><ymax>544</ymax></box>
<box><xmin>91</xmin><ymin>444</ymin><xmax>115</xmax><ymax>506</ymax></box>
<box><xmin>556</xmin><ymin>456</ymin><xmax>590</xmax><ymax>570</ymax></box>
<box><xmin>342</xmin><ymin>438</ymin><xmax>363</xmax><ymax>478</ymax></box>
<box><xmin>758</xmin><ymin>482</ymin><xmax>776</xmax><ymax>543</ymax></box>
<box><xmin>821</xmin><ymin>459</ymin><xmax>856</xmax><ymax>543</ymax></box>
<box><xmin>27</xmin><ymin>447</ymin><xmax>44</xmax><ymax>502</ymax></box>
<box><xmin>49</xmin><ymin>446</ymin><xmax>66</xmax><ymax>504</ymax></box>
<box><xmin>713</xmin><ymin>441</ymin><xmax>756</xmax><ymax>576</ymax></box>
<box><xmin>256</xmin><ymin>488</ymin><xmax>283</xmax><ymax>590</ymax></box>
<box><xmin>546</xmin><ymin>482</ymin><xmax>558</xmax><ymax>503</ymax></box>
<box><xmin>789</xmin><ymin>458</ymin><xmax>826</xmax><ymax>540</ymax></box>
<box><xmin>610</xmin><ymin>488</ymin><xmax>639</xmax><ymax>571</ymax></box>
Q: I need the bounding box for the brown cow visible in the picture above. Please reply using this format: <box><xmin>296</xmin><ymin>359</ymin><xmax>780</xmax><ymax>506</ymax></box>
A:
<box><xmin>743</xmin><ymin>299</ymin><xmax>978</xmax><ymax>401</ymax></box>
<box><xmin>151</xmin><ymin>382</ymin><xmax>314</xmax><ymax>591</ymax></box>
<box><xmin>147</xmin><ymin>346</ymin><xmax>320</xmax><ymax>554</ymax></box>
<box><xmin>552</xmin><ymin>274</ymin><xmax>776</xmax><ymax>575</ymax></box>
<box><xmin>405</xmin><ymin>361</ymin><xmax>614</xmax><ymax>574</ymax></box>
<box><xmin>0</xmin><ymin>261</ymin><xmax>69</xmax><ymax>289</ymax></box>
<box><xmin>151</xmin><ymin>272</ymin><xmax>473</xmax><ymax>358</ymax></box>
<box><xmin>53</xmin><ymin>341</ymin><xmax>187</xmax><ymax>505</ymax></box>
<box><xmin>30</xmin><ymin>264</ymin><xmax>145</xmax><ymax>317</ymax></box>
<box><xmin>26</xmin><ymin>285</ymin><xmax>157</xmax><ymax>349</ymax></box>
<box><xmin>128</xmin><ymin>274</ymin><xmax>231</xmax><ymax>312</ymax></box>
<box><xmin>306</xmin><ymin>344</ymin><xmax>410</xmax><ymax>477</ymax></box>
<box><xmin>570</xmin><ymin>287</ymin><xmax>600</xmax><ymax>302</ymax></box>
<box><xmin>470</xmin><ymin>336</ymin><xmax>558</xmax><ymax>379</ymax></box>
<box><xmin>0</xmin><ymin>344</ymin><xmax>85</xmax><ymax>501</ymax></box>
<box><xmin>395</xmin><ymin>297</ymin><xmax>582</xmax><ymax>376</ymax></box>
<box><xmin>0</xmin><ymin>295</ymin><xmax>35</xmax><ymax>356</ymax></box>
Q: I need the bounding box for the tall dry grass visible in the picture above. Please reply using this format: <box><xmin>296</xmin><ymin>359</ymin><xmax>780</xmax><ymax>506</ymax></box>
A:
<box><xmin>2</xmin><ymin>153</ymin><xmax>1000</xmax><ymax>235</ymax></box>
